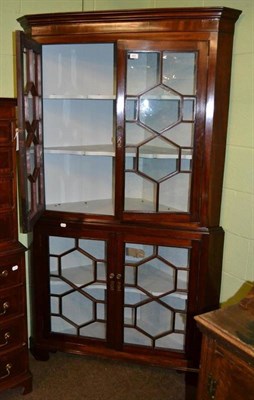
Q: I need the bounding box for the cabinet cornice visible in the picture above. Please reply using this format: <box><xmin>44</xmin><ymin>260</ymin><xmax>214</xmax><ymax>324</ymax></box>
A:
<box><xmin>17</xmin><ymin>7</ymin><xmax>241</xmax><ymax>37</ymax></box>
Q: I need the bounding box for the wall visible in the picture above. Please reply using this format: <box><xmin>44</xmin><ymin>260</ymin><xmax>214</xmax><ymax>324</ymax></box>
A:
<box><xmin>0</xmin><ymin>0</ymin><xmax>253</xmax><ymax>305</ymax></box>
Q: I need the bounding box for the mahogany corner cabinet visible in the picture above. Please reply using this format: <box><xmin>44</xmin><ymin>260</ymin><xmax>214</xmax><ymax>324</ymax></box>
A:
<box><xmin>15</xmin><ymin>5</ymin><xmax>241</xmax><ymax>384</ymax></box>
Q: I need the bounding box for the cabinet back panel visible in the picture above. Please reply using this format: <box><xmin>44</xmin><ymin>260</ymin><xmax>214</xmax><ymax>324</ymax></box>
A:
<box><xmin>42</xmin><ymin>44</ymin><xmax>115</xmax><ymax>97</ymax></box>
<box><xmin>43</xmin><ymin>99</ymin><xmax>114</xmax><ymax>147</ymax></box>
<box><xmin>44</xmin><ymin>153</ymin><xmax>113</xmax><ymax>209</ymax></box>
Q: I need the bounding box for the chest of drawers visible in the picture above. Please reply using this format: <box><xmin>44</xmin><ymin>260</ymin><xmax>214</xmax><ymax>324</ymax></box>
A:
<box><xmin>195</xmin><ymin>288</ymin><xmax>254</xmax><ymax>400</ymax></box>
<box><xmin>0</xmin><ymin>98</ymin><xmax>32</xmax><ymax>394</ymax></box>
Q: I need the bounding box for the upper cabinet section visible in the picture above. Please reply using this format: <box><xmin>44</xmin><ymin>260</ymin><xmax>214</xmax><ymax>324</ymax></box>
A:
<box><xmin>16</xmin><ymin>7</ymin><xmax>241</xmax><ymax>232</ymax></box>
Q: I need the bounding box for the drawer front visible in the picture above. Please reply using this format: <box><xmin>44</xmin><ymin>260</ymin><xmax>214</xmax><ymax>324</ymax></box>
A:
<box><xmin>0</xmin><ymin>347</ymin><xmax>28</xmax><ymax>383</ymax></box>
<box><xmin>0</xmin><ymin>318</ymin><xmax>26</xmax><ymax>351</ymax></box>
<box><xmin>0</xmin><ymin>148</ymin><xmax>13</xmax><ymax>174</ymax></box>
<box><xmin>0</xmin><ymin>256</ymin><xmax>23</xmax><ymax>288</ymax></box>
<box><xmin>0</xmin><ymin>287</ymin><xmax>24</xmax><ymax>321</ymax></box>
<box><xmin>0</xmin><ymin>213</ymin><xmax>16</xmax><ymax>243</ymax></box>
<box><xmin>0</xmin><ymin>121</ymin><xmax>14</xmax><ymax>145</ymax></box>
<box><xmin>0</xmin><ymin>177</ymin><xmax>15</xmax><ymax>210</ymax></box>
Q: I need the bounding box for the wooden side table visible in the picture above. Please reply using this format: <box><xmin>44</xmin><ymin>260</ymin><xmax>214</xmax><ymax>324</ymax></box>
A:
<box><xmin>195</xmin><ymin>288</ymin><xmax>254</xmax><ymax>400</ymax></box>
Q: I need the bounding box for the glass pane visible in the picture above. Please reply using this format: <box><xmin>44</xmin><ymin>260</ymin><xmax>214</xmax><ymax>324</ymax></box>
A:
<box><xmin>138</xmin><ymin>137</ymin><xmax>180</xmax><ymax>181</ymax></box>
<box><xmin>124</xmin><ymin>172</ymin><xmax>156</xmax><ymax>211</ymax></box>
<box><xmin>127</xmin><ymin>52</ymin><xmax>160</xmax><ymax>95</ymax></box>
<box><xmin>126</xmin><ymin>99</ymin><xmax>137</xmax><ymax>121</ymax></box>
<box><xmin>49</xmin><ymin>235</ymin><xmax>107</xmax><ymax>340</ymax></box>
<box><xmin>140</xmin><ymin>87</ymin><xmax>181</xmax><ymax>132</ymax></box>
<box><xmin>162</xmin><ymin>52</ymin><xmax>196</xmax><ymax>95</ymax></box>
<box><xmin>156</xmin><ymin>333</ymin><xmax>185</xmax><ymax>350</ymax></box>
<box><xmin>163</xmin><ymin>123</ymin><xmax>194</xmax><ymax>147</ymax></box>
<box><xmin>80</xmin><ymin>322</ymin><xmax>106</xmax><ymax>339</ymax></box>
<box><xmin>182</xmin><ymin>99</ymin><xmax>195</xmax><ymax>121</ymax></box>
<box><xmin>159</xmin><ymin>173</ymin><xmax>191</xmax><ymax>212</ymax></box>
<box><xmin>125</xmin><ymin>123</ymin><xmax>153</xmax><ymax>146</ymax></box>
<box><xmin>124</xmin><ymin>243</ymin><xmax>189</xmax><ymax>351</ymax></box>
<box><xmin>51</xmin><ymin>316</ymin><xmax>76</xmax><ymax>335</ymax></box>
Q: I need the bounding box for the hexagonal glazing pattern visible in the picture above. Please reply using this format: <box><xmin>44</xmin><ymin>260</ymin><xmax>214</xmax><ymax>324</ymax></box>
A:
<box><xmin>124</xmin><ymin>243</ymin><xmax>189</xmax><ymax>351</ymax></box>
<box><xmin>49</xmin><ymin>236</ymin><xmax>107</xmax><ymax>339</ymax></box>
<box><xmin>138</xmin><ymin>136</ymin><xmax>180</xmax><ymax>181</ymax></box>
<box><xmin>139</xmin><ymin>87</ymin><xmax>181</xmax><ymax>133</ymax></box>
<box><xmin>124</xmin><ymin>50</ymin><xmax>196</xmax><ymax>213</ymax></box>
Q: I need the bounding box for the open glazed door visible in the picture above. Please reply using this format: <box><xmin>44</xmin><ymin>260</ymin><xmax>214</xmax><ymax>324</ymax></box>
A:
<box><xmin>16</xmin><ymin>31</ymin><xmax>45</xmax><ymax>233</ymax></box>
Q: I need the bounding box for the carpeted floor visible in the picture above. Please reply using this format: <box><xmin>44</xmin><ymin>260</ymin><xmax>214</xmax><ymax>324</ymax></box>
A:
<box><xmin>0</xmin><ymin>352</ymin><xmax>189</xmax><ymax>399</ymax></box>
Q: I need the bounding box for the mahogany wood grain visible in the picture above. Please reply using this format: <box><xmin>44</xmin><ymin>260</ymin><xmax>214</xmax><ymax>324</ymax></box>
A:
<box><xmin>195</xmin><ymin>288</ymin><xmax>254</xmax><ymax>400</ymax></box>
<box><xmin>0</xmin><ymin>98</ymin><xmax>32</xmax><ymax>394</ymax></box>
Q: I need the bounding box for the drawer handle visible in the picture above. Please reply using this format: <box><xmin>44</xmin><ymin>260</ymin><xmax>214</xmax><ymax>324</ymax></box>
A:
<box><xmin>207</xmin><ymin>374</ymin><xmax>217</xmax><ymax>399</ymax></box>
<box><xmin>0</xmin><ymin>302</ymin><xmax>10</xmax><ymax>316</ymax></box>
<box><xmin>0</xmin><ymin>270</ymin><xmax>8</xmax><ymax>278</ymax></box>
<box><xmin>0</xmin><ymin>332</ymin><xmax>10</xmax><ymax>348</ymax></box>
<box><xmin>0</xmin><ymin>363</ymin><xmax>12</xmax><ymax>380</ymax></box>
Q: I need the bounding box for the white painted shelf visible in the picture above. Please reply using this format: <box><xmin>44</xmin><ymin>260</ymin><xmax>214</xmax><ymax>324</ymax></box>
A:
<box><xmin>44</xmin><ymin>144</ymin><xmax>192</xmax><ymax>159</ymax></box>
<box><xmin>46</xmin><ymin>198</ymin><xmax>179</xmax><ymax>214</ymax></box>
<box><xmin>44</xmin><ymin>94</ymin><xmax>116</xmax><ymax>100</ymax></box>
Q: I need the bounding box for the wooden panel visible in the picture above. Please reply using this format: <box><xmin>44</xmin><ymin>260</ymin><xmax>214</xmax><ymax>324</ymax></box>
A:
<box><xmin>0</xmin><ymin>98</ymin><xmax>17</xmax><ymax>244</ymax></box>
<box><xmin>196</xmin><ymin>288</ymin><xmax>254</xmax><ymax>400</ymax></box>
<box><xmin>0</xmin><ymin>148</ymin><xmax>13</xmax><ymax>173</ymax></box>
<box><xmin>0</xmin><ymin>318</ymin><xmax>27</xmax><ymax>352</ymax></box>
<box><xmin>0</xmin><ymin>121</ymin><xmax>13</xmax><ymax>144</ymax></box>
<box><xmin>0</xmin><ymin>254</ymin><xmax>23</xmax><ymax>289</ymax></box>
<box><xmin>0</xmin><ymin>286</ymin><xmax>24</xmax><ymax>322</ymax></box>
<box><xmin>0</xmin><ymin>214</ymin><xmax>16</xmax><ymax>244</ymax></box>
<box><xmin>0</xmin><ymin>347</ymin><xmax>29</xmax><ymax>384</ymax></box>
<box><xmin>0</xmin><ymin>178</ymin><xmax>15</xmax><ymax>209</ymax></box>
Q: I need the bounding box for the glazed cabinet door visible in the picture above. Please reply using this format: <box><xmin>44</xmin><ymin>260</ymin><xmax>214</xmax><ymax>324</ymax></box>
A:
<box><xmin>31</xmin><ymin>223</ymin><xmax>201</xmax><ymax>367</ymax></box>
<box><xmin>118</xmin><ymin>233</ymin><xmax>201</xmax><ymax>367</ymax></box>
<box><xmin>31</xmin><ymin>225</ymin><xmax>118</xmax><ymax>355</ymax></box>
<box><xmin>16</xmin><ymin>32</ymin><xmax>45</xmax><ymax>233</ymax></box>
<box><xmin>116</xmin><ymin>40</ymin><xmax>208</xmax><ymax>224</ymax></box>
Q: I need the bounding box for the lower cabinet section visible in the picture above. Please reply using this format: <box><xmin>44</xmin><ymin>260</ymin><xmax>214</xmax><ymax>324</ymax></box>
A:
<box><xmin>31</xmin><ymin>217</ymin><xmax>224</xmax><ymax>372</ymax></box>
<box><xmin>49</xmin><ymin>235</ymin><xmax>189</xmax><ymax>352</ymax></box>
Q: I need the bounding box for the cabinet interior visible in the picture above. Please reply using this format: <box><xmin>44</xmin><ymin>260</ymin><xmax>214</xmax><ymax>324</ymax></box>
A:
<box><xmin>48</xmin><ymin>235</ymin><xmax>189</xmax><ymax>351</ymax></box>
<box><xmin>42</xmin><ymin>42</ymin><xmax>196</xmax><ymax>215</ymax></box>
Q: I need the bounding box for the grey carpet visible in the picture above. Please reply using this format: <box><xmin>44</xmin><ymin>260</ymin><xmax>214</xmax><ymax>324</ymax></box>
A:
<box><xmin>0</xmin><ymin>352</ymin><xmax>187</xmax><ymax>399</ymax></box>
